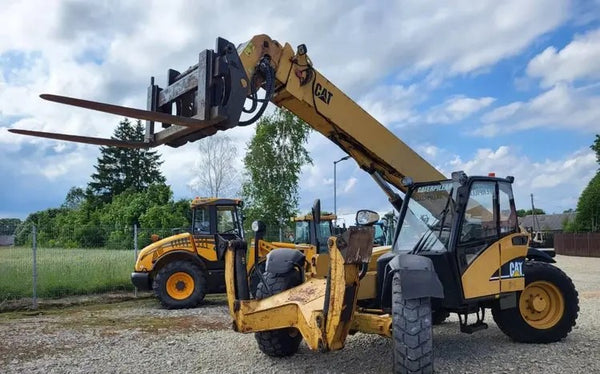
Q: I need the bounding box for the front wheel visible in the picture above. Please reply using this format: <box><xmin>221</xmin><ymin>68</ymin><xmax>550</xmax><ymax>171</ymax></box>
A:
<box><xmin>153</xmin><ymin>260</ymin><xmax>206</xmax><ymax>309</ymax></box>
<box><xmin>492</xmin><ymin>261</ymin><xmax>579</xmax><ymax>343</ymax></box>
<box><xmin>254</xmin><ymin>269</ymin><xmax>303</xmax><ymax>357</ymax></box>
<box><xmin>392</xmin><ymin>272</ymin><xmax>434</xmax><ymax>374</ymax></box>
<box><xmin>432</xmin><ymin>310</ymin><xmax>449</xmax><ymax>325</ymax></box>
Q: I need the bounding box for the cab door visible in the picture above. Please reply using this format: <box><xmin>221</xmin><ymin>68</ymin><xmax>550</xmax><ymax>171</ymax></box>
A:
<box><xmin>456</xmin><ymin>180</ymin><xmax>501</xmax><ymax>299</ymax></box>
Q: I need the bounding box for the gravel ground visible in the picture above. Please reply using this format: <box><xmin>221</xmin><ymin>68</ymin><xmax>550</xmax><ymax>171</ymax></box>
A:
<box><xmin>1</xmin><ymin>255</ymin><xmax>598</xmax><ymax>374</ymax></box>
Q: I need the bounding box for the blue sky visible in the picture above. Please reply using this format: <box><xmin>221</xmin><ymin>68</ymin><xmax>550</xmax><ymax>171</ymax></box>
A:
<box><xmin>1</xmin><ymin>0</ymin><xmax>599</xmax><ymax>220</ymax></box>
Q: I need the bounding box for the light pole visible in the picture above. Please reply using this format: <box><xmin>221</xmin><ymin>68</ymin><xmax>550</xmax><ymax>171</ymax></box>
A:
<box><xmin>334</xmin><ymin>155</ymin><xmax>351</xmax><ymax>219</ymax></box>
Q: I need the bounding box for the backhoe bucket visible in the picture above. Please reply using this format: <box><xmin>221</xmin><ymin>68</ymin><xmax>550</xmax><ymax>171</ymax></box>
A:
<box><xmin>225</xmin><ymin>226</ymin><xmax>374</xmax><ymax>352</ymax></box>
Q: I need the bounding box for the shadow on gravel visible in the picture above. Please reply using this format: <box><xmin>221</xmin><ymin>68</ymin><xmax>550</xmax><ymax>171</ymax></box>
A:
<box><xmin>0</xmin><ymin>292</ymin><xmax>230</xmax><ymax>313</ymax></box>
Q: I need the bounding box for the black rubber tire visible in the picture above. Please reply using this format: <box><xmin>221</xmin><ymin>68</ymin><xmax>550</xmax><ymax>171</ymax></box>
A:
<box><xmin>248</xmin><ymin>260</ymin><xmax>267</xmax><ymax>299</ymax></box>
<box><xmin>152</xmin><ymin>260</ymin><xmax>206</xmax><ymax>309</ymax></box>
<box><xmin>492</xmin><ymin>261</ymin><xmax>579</xmax><ymax>343</ymax></box>
<box><xmin>254</xmin><ymin>269</ymin><xmax>303</xmax><ymax>357</ymax></box>
<box><xmin>392</xmin><ymin>272</ymin><xmax>434</xmax><ymax>374</ymax></box>
<box><xmin>432</xmin><ymin>310</ymin><xmax>450</xmax><ymax>325</ymax></box>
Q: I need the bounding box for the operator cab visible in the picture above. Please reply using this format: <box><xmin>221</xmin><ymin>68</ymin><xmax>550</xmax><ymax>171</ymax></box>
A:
<box><xmin>378</xmin><ymin>171</ymin><xmax>519</xmax><ymax>310</ymax></box>
<box><xmin>293</xmin><ymin>215</ymin><xmax>335</xmax><ymax>249</ymax></box>
<box><xmin>191</xmin><ymin>198</ymin><xmax>245</xmax><ymax>240</ymax></box>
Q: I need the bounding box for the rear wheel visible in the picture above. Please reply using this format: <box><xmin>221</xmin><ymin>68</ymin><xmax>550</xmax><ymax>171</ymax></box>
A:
<box><xmin>492</xmin><ymin>261</ymin><xmax>578</xmax><ymax>343</ymax></box>
<box><xmin>153</xmin><ymin>260</ymin><xmax>206</xmax><ymax>309</ymax></box>
<box><xmin>392</xmin><ymin>272</ymin><xmax>434</xmax><ymax>374</ymax></box>
<box><xmin>254</xmin><ymin>269</ymin><xmax>303</xmax><ymax>357</ymax></box>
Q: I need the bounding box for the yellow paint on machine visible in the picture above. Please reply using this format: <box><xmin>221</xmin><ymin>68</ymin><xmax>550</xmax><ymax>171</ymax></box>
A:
<box><xmin>461</xmin><ymin>234</ymin><xmax>529</xmax><ymax>299</ymax></box>
<box><xmin>461</xmin><ymin>242</ymin><xmax>500</xmax><ymax>299</ymax></box>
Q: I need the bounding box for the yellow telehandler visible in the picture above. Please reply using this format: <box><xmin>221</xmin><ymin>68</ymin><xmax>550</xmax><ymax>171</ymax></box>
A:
<box><xmin>11</xmin><ymin>34</ymin><xmax>579</xmax><ymax>374</ymax></box>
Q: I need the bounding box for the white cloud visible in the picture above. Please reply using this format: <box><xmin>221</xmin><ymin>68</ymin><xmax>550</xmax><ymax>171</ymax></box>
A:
<box><xmin>476</xmin><ymin>84</ymin><xmax>600</xmax><ymax>135</ymax></box>
<box><xmin>527</xmin><ymin>28</ymin><xmax>600</xmax><ymax>88</ymax></box>
<box><xmin>426</xmin><ymin>96</ymin><xmax>495</xmax><ymax>124</ymax></box>
<box><xmin>0</xmin><ymin>0</ymin><xmax>584</xmax><ymax>219</ymax></box>
<box><xmin>343</xmin><ymin>177</ymin><xmax>358</xmax><ymax>193</ymax></box>
<box><xmin>442</xmin><ymin>145</ymin><xmax>596</xmax><ymax>212</ymax></box>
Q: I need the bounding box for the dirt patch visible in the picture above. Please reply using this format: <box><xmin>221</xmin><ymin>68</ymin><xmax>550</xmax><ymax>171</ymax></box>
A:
<box><xmin>0</xmin><ymin>291</ymin><xmax>153</xmax><ymax>312</ymax></box>
<box><xmin>580</xmin><ymin>290</ymin><xmax>600</xmax><ymax>299</ymax></box>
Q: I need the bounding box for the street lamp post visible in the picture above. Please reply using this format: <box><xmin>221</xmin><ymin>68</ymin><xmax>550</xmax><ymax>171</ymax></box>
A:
<box><xmin>333</xmin><ymin>155</ymin><xmax>351</xmax><ymax>219</ymax></box>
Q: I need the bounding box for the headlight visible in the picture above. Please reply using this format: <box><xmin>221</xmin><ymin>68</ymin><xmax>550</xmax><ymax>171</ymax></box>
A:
<box><xmin>251</xmin><ymin>220</ymin><xmax>259</xmax><ymax>232</ymax></box>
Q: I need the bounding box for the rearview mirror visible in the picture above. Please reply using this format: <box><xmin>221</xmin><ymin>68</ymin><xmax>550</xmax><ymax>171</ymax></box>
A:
<box><xmin>356</xmin><ymin>210</ymin><xmax>380</xmax><ymax>226</ymax></box>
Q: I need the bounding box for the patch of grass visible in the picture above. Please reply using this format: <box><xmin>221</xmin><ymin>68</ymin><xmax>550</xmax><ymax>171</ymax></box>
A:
<box><xmin>0</xmin><ymin>247</ymin><xmax>135</xmax><ymax>300</ymax></box>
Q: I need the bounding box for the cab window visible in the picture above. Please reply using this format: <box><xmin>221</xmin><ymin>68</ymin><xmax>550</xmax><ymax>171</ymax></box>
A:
<box><xmin>216</xmin><ymin>206</ymin><xmax>236</xmax><ymax>234</ymax></box>
<box><xmin>295</xmin><ymin>222</ymin><xmax>309</xmax><ymax>244</ymax></box>
<box><xmin>499</xmin><ymin>182</ymin><xmax>517</xmax><ymax>234</ymax></box>
<box><xmin>460</xmin><ymin>181</ymin><xmax>497</xmax><ymax>243</ymax></box>
<box><xmin>318</xmin><ymin>221</ymin><xmax>332</xmax><ymax>240</ymax></box>
<box><xmin>193</xmin><ymin>207</ymin><xmax>210</xmax><ymax>234</ymax></box>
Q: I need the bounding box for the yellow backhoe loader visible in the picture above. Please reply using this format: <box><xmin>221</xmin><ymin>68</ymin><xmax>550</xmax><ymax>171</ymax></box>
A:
<box><xmin>131</xmin><ymin>197</ymin><xmax>337</xmax><ymax>308</ymax></box>
<box><xmin>131</xmin><ymin>197</ymin><xmax>246</xmax><ymax>309</ymax></box>
<box><xmin>11</xmin><ymin>34</ymin><xmax>579</xmax><ymax>374</ymax></box>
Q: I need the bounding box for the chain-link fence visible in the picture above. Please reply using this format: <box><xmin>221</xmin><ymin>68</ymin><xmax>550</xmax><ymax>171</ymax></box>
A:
<box><xmin>0</xmin><ymin>222</ymin><xmax>291</xmax><ymax>309</ymax></box>
<box><xmin>0</xmin><ymin>223</ymin><xmax>143</xmax><ymax>309</ymax></box>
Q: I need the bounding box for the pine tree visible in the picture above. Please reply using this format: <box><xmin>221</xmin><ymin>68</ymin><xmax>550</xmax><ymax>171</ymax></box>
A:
<box><xmin>88</xmin><ymin>119</ymin><xmax>165</xmax><ymax>202</ymax></box>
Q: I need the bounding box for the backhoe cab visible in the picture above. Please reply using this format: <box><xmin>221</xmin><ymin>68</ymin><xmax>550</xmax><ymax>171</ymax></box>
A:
<box><xmin>247</xmin><ymin>200</ymin><xmax>337</xmax><ymax>293</ymax></box>
<box><xmin>131</xmin><ymin>198</ymin><xmax>245</xmax><ymax>309</ymax></box>
<box><xmin>226</xmin><ymin>172</ymin><xmax>578</xmax><ymax>374</ymax></box>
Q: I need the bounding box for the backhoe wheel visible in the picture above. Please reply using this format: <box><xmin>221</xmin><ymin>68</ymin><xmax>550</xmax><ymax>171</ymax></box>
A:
<box><xmin>432</xmin><ymin>310</ymin><xmax>450</xmax><ymax>325</ymax></box>
<box><xmin>392</xmin><ymin>272</ymin><xmax>434</xmax><ymax>374</ymax></box>
<box><xmin>254</xmin><ymin>269</ymin><xmax>303</xmax><ymax>357</ymax></box>
<box><xmin>153</xmin><ymin>260</ymin><xmax>206</xmax><ymax>309</ymax></box>
<box><xmin>492</xmin><ymin>261</ymin><xmax>579</xmax><ymax>343</ymax></box>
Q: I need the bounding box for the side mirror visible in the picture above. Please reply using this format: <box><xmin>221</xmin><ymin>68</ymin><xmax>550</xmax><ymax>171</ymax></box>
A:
<box><xmin>356</xmin><ymin>210</ymin><xmax>380</xmax><ymax>226</ymax></box>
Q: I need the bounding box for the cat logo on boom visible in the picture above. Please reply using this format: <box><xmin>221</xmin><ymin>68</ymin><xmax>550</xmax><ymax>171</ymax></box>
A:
<box><xmin>314</xmin><ymin>82</ymin><xmax>333</xmax><ymax>104</ymax></box>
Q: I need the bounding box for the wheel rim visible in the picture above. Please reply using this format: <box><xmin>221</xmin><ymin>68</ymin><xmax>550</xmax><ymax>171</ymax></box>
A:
<box><xmin>166</xmin><ymin>272</ymin><xmax>195</xmax><ymax>300</ymax></box>
<box><xmin>519</xmin><ymin>280</ymin><xmax>564</xmax><ymax>329</ymax></box>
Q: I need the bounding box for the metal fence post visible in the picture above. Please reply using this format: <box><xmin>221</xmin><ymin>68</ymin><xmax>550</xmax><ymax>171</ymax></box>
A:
<box><xmin>32</xmin><ymin>224</ymin><xmax>38</xmax><ymax>310</ymax></box>
<box><xmin>134</xmin><ymin>224</ymin><xmax>138</xmax><ymax>297</ymax></box>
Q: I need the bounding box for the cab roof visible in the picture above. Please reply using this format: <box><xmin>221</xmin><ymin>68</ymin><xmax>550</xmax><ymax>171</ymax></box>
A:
<box><xmin>292</xmin><ymin>214</ymin><xmax>337</xmax><ymax>222</ymax></box>
<box><xmin>190</xmin><ymin>197</ymin><xmax>243</xmax><ymax>208</ymax></box>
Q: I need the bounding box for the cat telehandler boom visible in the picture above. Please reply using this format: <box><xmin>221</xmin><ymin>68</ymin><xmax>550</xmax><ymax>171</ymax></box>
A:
<box><xmin>10</xmin><ymin>34</ymin><xmax>579</xmax><ymax>374</ymax></box>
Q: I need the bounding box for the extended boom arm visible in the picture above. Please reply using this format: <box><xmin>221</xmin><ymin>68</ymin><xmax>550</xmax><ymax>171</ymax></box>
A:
<box><xmin>10</xmin><ymin>34</ymin><xmax>444</xmax><ymax>193</ymax></box>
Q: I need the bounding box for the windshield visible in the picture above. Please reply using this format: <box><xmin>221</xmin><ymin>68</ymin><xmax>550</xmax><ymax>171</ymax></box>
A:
<box><xmin>294</xmin><ymin>221</ymin><xmax>332</xmax><ymax>244</ymax></box>
<box><xmin>393</xmin><ymin>181</ymin><xmax>455</xmax><ymax>253</ymax></box>
<box><xmin>295</xmin><ymin>221</ymin><xmax>309</xmax><ymax>243</ymax></box>
<box><xmin>216</xmin><ymin>206</ymin><xmax>242</xmax><ymax>237</ymax></box>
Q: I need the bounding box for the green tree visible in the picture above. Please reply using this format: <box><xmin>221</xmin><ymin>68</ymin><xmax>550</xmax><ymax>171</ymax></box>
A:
<box><xmin>241</xmin><ymin>109</ymin><xmax>312</xmax><ymax>237</ymax></box>
<box><xmin>61</xmin><ymin>187</ymin><xmax>86</xmax><ymax>210</ymax></box>
<box><xmin>591</xmin><ymin>134</ymin><xmax>600</xmax><ymax>165</ymax></box>
<box><xmin>569</xmin><ymin>173</ymin><xmax>600</xmax><ymax>232</ymax></box>
<box><xmin>516</xmin><ymin>208</ymin><xmax>546</xmax><ymax>218</ymax></box>
<box><xmin>0</xmin><ymin>218</ymin><xmax>21</xmax><ymax>235</ymax></box>
<box><xmin>566</xmin><ymin>134</ymin><xmax>600</xmax><ymax>232</ymax></box>
<box><xmin>88</xmin><ymin>119</ymin><xmax>165</xmax><ymax>202</ymax></box>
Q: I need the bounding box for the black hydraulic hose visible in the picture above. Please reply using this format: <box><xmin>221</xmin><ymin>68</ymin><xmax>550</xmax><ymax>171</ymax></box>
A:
<box><xmin>239</xmin><ymin>58</ymin><xmax>275</xmax><ymax>126</ymax></box>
